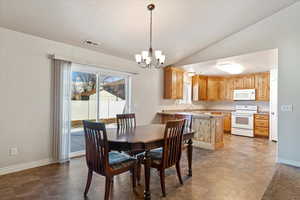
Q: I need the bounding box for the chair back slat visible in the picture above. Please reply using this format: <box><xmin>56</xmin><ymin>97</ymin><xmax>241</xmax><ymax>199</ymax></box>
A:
<box><xmin>116</xmin><ymin>113</ymin><xmax>136</xmax><ymax>129</ymax></box>
<box><xmin>175</xmin><ymin>114</ymin><xmax>192</xmax><ymax>130</ymax></box>
<box><xmin>162</xmin><ymin>119</ymin><xmax>185</xmax><ymax>168</ymax></box>
<box><xmin>83</xmin><ymin>120</ymin><xmax>109</xmax><ymax>175</ymax></box>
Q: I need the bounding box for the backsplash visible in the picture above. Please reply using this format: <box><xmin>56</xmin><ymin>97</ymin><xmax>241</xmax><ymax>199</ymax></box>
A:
<box><xmin>204</xmin><ymin>101</ymin><xmax>269</xmax><ymax>112</ymax></box>
<box><xmin>158</xmin><ymin>100</ymin><xmax>269</xmax><ymax>112</ymax></box>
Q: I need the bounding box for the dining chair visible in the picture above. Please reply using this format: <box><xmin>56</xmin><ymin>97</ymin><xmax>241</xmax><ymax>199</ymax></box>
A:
<box><xmin>83</xmin><ymin>120</ymin><xmax>137</xmax><ymax>200</ymax></box>
<box><xmin>174</xmin><ymin>114</ymin><xmax>193</xmax><ymax>151</ymax></box>
<box><xmin>142</xmin><ymin>119</ymin><xmax>185</xmax><ymax>197</ymax></box>
<box><xmin>175</xmin><ymin>114</ymin><xmax>193</xmax><ymax>129</ymax></box>
<box><xmin>116</xmin><ymin>113</ymin><xmax>144</xmax><ymax>184</ymax></box>
<box><xmin>116</xmin><ymin>113</ymin><xmax>136</xmax><ymax>129</ymax></box>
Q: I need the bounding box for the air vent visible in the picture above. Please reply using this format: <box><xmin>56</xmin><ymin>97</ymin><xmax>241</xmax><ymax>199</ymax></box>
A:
<box><xmin>82</xmin><ymin>40</ymin><xmax>100</xmax><ymax>47</ymax></box>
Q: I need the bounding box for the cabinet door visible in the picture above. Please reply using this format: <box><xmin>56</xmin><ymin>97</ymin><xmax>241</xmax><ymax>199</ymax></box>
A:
<box><xmin>176</xmin><ymin>71</ymin><xmax>183</xmax><ymax>99</ymax></box>
<box><xmin>223</xmin><ymin>78</ymin><xmax>234</xmax><ymax>101</ymax></box>
<box><xmin>219</xmin><ymin>78</ymin><xmax>225</xmax><ymax>101</ymax></box>
<box><xmin>255</xmin><ymin>72</ymin><xmax>270</xmax><ymax>101</ymax></box>
<box><xmin>171</xmin><ymin>70</ymin><xmax>177</xmax><ymax>98</ymax></box>
<box><xmin>233</xmin><ymin>76</ymin><xmax>244</xmax><ymax>89</ymax></box>
<box><xmin>164</xmin><ymin>68</ymin><xmax>173</xmax><ymax>99</ymax></box>
<box><xmin>207</xmin><ymin>77</ymin><xmax>220</xmax><ymax>101</ymax></box>
<box><xmin>198</xmin><ymin>76</ymin><xmax>208</xmax><ymax>100</ymax></box>
<box><xmin>223</xmin><ymin>113</ymin><xmax>231</xmax><ymax>132</ymax></box>
<box><xmin>192</xmin><ymin>75</ymin><xmax>199</xmax><ymax>101</ymax></box>
<box><xmin>243</xmin><ymin>75</ymin><xmax>255</xmax><ymax>89</ymax></box>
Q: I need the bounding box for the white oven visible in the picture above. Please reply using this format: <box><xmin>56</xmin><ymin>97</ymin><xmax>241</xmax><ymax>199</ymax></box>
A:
<box><xmin>231</xmin><ymin>105</ymin><xmax>257</xmax><ymax>137</ymax></box>
<box><xmin>233</xmin><ymin>89</ymin><xmax>256</xmax><ymax>101</ymax></box>
<box><xmin>232</xmin><ymin>113</ymin><xmax>254</xmax><ymax>129</ymax></box>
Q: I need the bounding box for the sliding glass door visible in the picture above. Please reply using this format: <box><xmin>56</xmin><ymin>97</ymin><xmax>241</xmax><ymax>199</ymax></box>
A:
<box><xmin>70</xmin><ymin>65</ymin><xmax>131</xmax><ymax>156</ymax></box>
<box><xmin>98</xmin><ymin>74</ymin><xmax>129</xmax><ymax>126</ymax></box>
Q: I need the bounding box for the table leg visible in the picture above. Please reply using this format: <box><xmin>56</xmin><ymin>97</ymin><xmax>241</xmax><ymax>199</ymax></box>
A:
<box><xmin>144</xmin><ymin>150</ymin><xmax>151</xmax><ymax>200</ymax></box>
<box><xmin>187</xmin><ymin>139</ymin><xmax>193</xmax><ymax>176</ymax></box>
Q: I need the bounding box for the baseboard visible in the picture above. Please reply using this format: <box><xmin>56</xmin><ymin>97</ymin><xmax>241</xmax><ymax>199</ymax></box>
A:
<box><xmin>0</xmin><ymin>158</ymin><xmax>55</xmax><ymax>176</ymax></box>
<box><xmin>277</xmin><ymin>157</ymin><xmax>300</xmax><ymax>168</ymax></box>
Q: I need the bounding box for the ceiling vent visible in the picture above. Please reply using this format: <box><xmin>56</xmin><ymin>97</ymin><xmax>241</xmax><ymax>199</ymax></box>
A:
<box><xmin>82</xmin><ymin>40</ymin><xmax>100</xmax><ymax>47</ymax></box>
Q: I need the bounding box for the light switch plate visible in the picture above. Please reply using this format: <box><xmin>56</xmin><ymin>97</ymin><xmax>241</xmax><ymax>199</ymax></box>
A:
<box><xmin>9</xmin><ymin>147</ymin><xmax>18</xmax><ymax>156</ymax></box>
<box><xmin>281</xmin><ymin>104</ymin><xmax>293</xmax><ymax>112</ymax></box>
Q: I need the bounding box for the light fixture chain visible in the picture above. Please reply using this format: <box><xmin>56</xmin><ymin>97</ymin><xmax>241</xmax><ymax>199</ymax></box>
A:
<box><xmin>150</xmin><ymin>9</ymin><xmax>152</xmax><ymax>49</ymax></box>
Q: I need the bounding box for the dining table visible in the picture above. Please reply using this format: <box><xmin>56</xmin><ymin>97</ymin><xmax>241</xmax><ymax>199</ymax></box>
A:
<box><xmin>106</xmin><ymin>124</ymin><xmax>195</xmax><ymax>200</ymax></box>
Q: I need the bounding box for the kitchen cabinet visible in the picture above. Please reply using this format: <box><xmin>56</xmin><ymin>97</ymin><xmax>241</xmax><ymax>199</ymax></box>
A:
<box><xmin>207</xmin><ymin>77</ymin><xmax>220</xmax><ymax>101</ymax></box>
<box><xmin>254</xmin><ymin>114</ymin><xmax>269</xmax><ymax>137</ymax></box>
<box><xmin>192</xmin><ymin>75</ymin><xmax>207</xmax><ymax>101</ymax></box>
<box><xmin>255</xmin><ymin>72</ymin><xmax>270</xmax><ymax>101</ymax></box>
<box><xmin>242</xmin><ymin>74</ymin><xmax>255</xmax><ymax>89</ymax></box>
<box><xmin>219</xmin><ymin>78</ymin><xmax>234</xmax><ymax>101</ymax></box>
<box><xmin>191</xmin><ymin>72</ymin><xmax>269</xmax><ymax>102</ymax></box>
<box><xmin>164</xmin><ymin>66</ymin><xmax>184</xmax><ymax>99</ymax></box>
<box><xmin>223</xmin><ymin>112</ymin><xmax>232</xmax><ymax>133</ymax></box>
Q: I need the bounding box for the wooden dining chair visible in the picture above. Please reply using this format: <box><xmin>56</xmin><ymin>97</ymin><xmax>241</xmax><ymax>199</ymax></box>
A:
<box><xmin>83</xmin><ymin>120</ymin><xmax>137</xmax><ymax>200</ymax></box>
<box><xmin>116</xmin><ymin>113</ymin><xmax>136</xmax><ymax>129</ymax></box>
<box><xmin>175</xmin><ymin>114</ymin><xmax>193</xmax><ymax>129</ymax></box>
<box><xmin>142</xmin><ymin>119</ymin><xmax>185</xmax><ymax>197</ymax></box>
<box><xmin>116</xmin><ymin>113</ymin><xmax>144</xmax><ymax>183</ymax></box>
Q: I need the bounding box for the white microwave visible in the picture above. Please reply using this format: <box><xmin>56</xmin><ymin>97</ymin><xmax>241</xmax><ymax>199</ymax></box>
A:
<box><xmin>233</xmin><ymin>89</ymin><xmax>256</xmax><ymax>101</ymax></box>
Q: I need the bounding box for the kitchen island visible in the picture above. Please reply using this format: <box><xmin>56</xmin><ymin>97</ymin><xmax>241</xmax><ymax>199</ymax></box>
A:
<box><xmin>157</xmin><ymin>111</ymin><xmax>224</xmax><ymax>150</ymax></box>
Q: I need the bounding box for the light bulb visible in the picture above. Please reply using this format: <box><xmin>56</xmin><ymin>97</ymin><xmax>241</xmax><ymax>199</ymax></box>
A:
<box><xmin>155</xmin><ymin>50</ymin><xmax>162</xmax><ymax>59</ymax></box>
<box><xmin>135</xmin><ymin>54</ymin><xmax>142</xmax><ymax>63</ymax></box>
<box><xmin>142</xmin><ymin>51</ymin><xmax>149</xmax><ymax>59</ymax></box>
<box><xmin>145</xmin><ymin>57</ymin><xmax>151</xmax><ymax>65</ymax></box>
<box><xmin>160</xmin><ymin>55</ymin><xmax>166</xmax><ymax>64</ymax></box>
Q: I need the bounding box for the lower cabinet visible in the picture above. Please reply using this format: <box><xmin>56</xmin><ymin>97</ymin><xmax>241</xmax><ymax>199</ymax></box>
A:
<box><xmin>223</xmin><ymin>113</ymin><xmax>232</xmax><ymax>133</ymax></box>
<box><xmin>254</xmin><ymin>114</ymin><xmax>269</xmax><ymax>137</ymax></box>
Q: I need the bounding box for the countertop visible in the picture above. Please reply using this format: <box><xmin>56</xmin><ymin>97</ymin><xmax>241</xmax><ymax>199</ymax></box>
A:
<box><xmin>158</xmin><ymin>109</ymin><xmax>269</xmax><ymax>115</ymax></box>
<box><xmin>157</xmin><ymin>111</ymin><xmax>224</xmax><ymax>119</ymax></box>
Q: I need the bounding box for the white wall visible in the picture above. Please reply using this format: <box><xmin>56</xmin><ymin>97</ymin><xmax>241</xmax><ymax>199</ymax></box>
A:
<box><xmin>177</xmin><ymin>2</ymin><xmax>300</xmax><ymax>166</ymax></box>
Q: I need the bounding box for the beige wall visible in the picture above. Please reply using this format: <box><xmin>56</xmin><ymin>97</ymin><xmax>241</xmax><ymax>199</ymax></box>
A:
<box><xmin>177</xmin><ymin>2</ymin><xmax>300</xmax><ymax>165</ymax></box>
<box><xmin>0</xmin><ymin>27</ymin><xmax>151</xmax><ymax>168</ymax></box>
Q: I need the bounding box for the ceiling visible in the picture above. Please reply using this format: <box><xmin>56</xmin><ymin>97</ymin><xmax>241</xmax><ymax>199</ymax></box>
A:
<box><xmin>181</xmin><ymin>49</ymin><xmax>278</xmax><ymax>76</ymax></box>
<box><xmin>0</xmin><ymin>0</ymin><xmax>297</xmax><ymax>65</ymax></box>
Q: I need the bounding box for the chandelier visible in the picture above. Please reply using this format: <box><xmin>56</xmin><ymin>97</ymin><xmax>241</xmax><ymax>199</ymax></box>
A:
<box><xmin>135</xmin><ymin>4</ymin><xmax>166</xmax><ymax>69</ymax></box>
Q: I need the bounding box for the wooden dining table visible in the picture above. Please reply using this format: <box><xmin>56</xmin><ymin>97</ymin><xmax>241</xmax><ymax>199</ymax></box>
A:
<box><xmin>106</xmin><ymin>124</ymin><xmax>195</xmax><ymax>200</ymax></box>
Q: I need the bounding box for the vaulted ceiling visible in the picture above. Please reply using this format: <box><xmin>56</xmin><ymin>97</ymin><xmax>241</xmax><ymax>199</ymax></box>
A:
<box><xmin>0</xmin><ymin>0</ymin><xmax>297</xmax><ymax>65</ymax></box>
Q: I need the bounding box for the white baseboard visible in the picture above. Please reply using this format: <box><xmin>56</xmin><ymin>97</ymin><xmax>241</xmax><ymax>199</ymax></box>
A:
<box><xmin>0</xmin><ymin>158</ymin><xmax>55</xmax><ymax>176</ymax></box>
<box><xmin>277</xmin><ymin>157</ymin><xmax>300</xmax><ymax>168</ymax></box>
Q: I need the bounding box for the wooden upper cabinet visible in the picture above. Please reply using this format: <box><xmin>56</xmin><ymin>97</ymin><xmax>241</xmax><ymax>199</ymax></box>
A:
<box><xmin>225</xmin><ymin>78</ymin><xmax>234</xmax><ymax>101</ymax></box>
<box><xmin>233</xmin><ymin>76</ymin><xmax>244</xmax><ymax>90</ymax></box>
<box><xmin>176</xmin><ymin>70</ymin><xmax>184</xmax><ymax>99</ymax></box>
<box><xmin>255</xmin><ymin>72</ymin><xmax>270</xmax><ymax>101</ymax></box>
<box><xmin>190</xmin><ymin>72</ymin><xmax>269</xmax><ymax>102</ymax></box>
<box><xmin>242</xmin><ymin>75</ymin><xmax>255</xmax><ymax>89</ymax></box>
<box><xmin>164</xmin><ymin>66</ymin><xmax>184</xmax><ymax>99</ymax></box>
<box><xmin>198</xmin><ymin>76</ymin><xmax>208</xmax><ymax>100</ymax></box>
<box><xmin>192</xmin><ymin>75</ymin><xmax>199</xmax><ymax>101</ymax></box>
<box><xmin>207</xmin><ymin>77</ymin><xmax>220</xmax><ymax>101</ymax></box>
<box><xmin>192</xmin><ymin>75</ymin><xmax>207</xmax><ymax>101</ymax></box>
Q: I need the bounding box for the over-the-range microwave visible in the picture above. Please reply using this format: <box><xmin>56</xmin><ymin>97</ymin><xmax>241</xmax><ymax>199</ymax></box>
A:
<box><xmin>233</xmin><ymin>89</ymin><xmax>256</xmax><ymax>101</ymax></box>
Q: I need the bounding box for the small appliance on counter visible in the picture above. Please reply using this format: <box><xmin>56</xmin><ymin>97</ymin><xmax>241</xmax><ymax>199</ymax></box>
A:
<box><xmin>231</xmin><ymin>105</ymin><xmax>258</xmax><ymax>137</ymax></box>
<box><xmin>233</xmin><ymin>89</ymin><xmax>256</xmax><ymax>101</ymax></box>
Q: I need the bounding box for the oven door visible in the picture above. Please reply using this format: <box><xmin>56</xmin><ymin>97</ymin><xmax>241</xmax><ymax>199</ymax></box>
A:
<box><xmin>232</xmin><ymin>113</ymin><xmax>253</xmax><ymax>129</ymax></box>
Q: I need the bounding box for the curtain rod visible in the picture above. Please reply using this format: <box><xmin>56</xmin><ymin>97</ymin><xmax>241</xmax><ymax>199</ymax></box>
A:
<box><xmin>49</xmin><ymin>54</ymin><xmax>139</xmax><ymax>75</ymax></box>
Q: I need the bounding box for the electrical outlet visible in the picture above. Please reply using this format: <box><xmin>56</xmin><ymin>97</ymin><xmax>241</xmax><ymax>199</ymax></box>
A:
<box><xmin>9</xmin><ymin>147</ymin><xmax>18</xmax><ymax>156</ymax></box>
<box><xmin>281</xmin><ymin>104</ymin><xmax>293</xmax><ymax>112</ymax></box>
